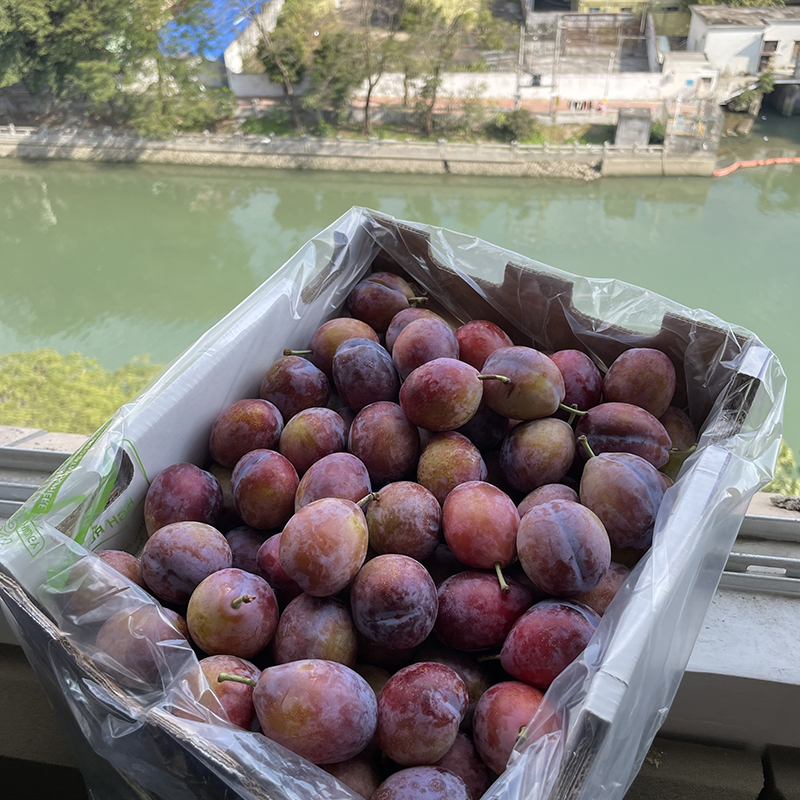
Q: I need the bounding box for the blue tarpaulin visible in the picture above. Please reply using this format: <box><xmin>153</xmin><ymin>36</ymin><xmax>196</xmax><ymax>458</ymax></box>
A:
<box><xmin>160</xmin><ymin>0</ymin><xmax>265</xmax><ymax>61</ymax></box>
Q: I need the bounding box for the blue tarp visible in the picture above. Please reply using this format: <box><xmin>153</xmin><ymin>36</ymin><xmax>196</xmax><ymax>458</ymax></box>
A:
<box><xmin>161</xmin><ymin>0</ymin><xmax>266</xmax><ymax>61</ymax></box>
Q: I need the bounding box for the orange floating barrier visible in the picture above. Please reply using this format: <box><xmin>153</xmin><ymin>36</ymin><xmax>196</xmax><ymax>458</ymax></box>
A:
<box><xmin>713</xmin><ymin>156</ymin><xmax>800</xmax><ymax>178</ymax></box>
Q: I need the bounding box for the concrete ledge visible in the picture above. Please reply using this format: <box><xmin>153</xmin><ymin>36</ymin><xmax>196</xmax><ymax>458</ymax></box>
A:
<box><xmin>765</xmin><ymin>745</ymin><xmax>800</xmax><ymax>800</ymax></box>
<box><xmin>626</xmin><ymin>738</ymin><xmax>765</xmax><ymax>800</ymax></box>
<box><xmin>0</xmin><ymin>644</ymin><xmax>76</xmax><ymax>768</ymax></box>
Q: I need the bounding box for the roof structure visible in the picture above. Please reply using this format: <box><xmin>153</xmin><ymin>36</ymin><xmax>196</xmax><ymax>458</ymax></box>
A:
<box><xmin>160</xmin><ymin>0</ymin><xmax>266</xmax><ymax>61</ymax></box>
<box><xmin>689</xmin><ymin>5</ymin><xmax>800</xmax><ymax>28</ymax></box>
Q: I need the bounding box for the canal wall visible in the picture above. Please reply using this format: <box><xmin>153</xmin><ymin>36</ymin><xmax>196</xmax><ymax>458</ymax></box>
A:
<box><xmin>0</xmin><ymin>127</ymin><xmax>716</xmax><ymax>178</ymax></box>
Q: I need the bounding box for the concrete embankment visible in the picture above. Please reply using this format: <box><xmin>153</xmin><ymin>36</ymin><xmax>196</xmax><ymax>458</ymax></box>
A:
<box><xmin>0</xmin><ymin>128</ymin><xmax>717</xmax><ymax>178</ymax></box>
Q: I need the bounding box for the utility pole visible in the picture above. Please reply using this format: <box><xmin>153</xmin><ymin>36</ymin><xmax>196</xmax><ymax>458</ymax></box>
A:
<box><xmin>552</xmin><ymin>16</ymin><xmax>562</xmax><ymax>123</ymax></box>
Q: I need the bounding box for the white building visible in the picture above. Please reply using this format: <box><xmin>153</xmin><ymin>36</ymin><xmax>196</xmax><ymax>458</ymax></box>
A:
<box><xmin>687</xmin><ymin>5</ymin><xmax>800</xmax><ymax>76</ymax></box>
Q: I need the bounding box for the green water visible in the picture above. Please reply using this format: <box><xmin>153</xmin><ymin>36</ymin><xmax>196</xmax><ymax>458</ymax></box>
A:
<box><xmin>1</xmin><ymin>114</ymin><xmax>798</xmax><ymax>450</ymax></box>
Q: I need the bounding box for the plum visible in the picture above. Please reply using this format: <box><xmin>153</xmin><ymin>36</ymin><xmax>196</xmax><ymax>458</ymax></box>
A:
<box><xmin>259</xmin><ymin>355</ymin><xmax>330</xmax><ymax>421</ymax></box>
<box><xmin>187</xmin><ymin>568</ymin><xmax>278</xmax><ymax>658</ymax></box>
<box><xmin>400</xmin><ymin>358</ymin><xmax>484</xmax><ymax>432</ymax></box>
<box><xmin>456</xmin><ymin>319</ymin><xmax>515</xmax><ymax>371</ymax></box>
<box><xmin>365</xmin><ymin>481</ymin><xmax>440</xmax><ymax>560</ymax></box>
<box><xmin>350</xmin><ymin>554</ymin><xmax>438</xmax><ymax>649</ymax></box>
<box><xmin>372</xmin><ymin>767</ymin><xmax>470</xmax><ymax>800</ymax></box>
<box><xmin>473</xmin><ymin>681</ymin><xmax>544</xmax><ymax>775</ymax></box>
<box><xmin>255</xmin><ymin>533</ymin><xmax>303</xmax><ymax>605</ymax></box>
<box><xmin>579</xmin><ymin>445</ymin><xmax>666</xmax><ymax>550</ymax></box>
<box><xmin>575</xmin><ymin>402</ymin><xmax>672</xmax><ymax>468</ymax></box>
<box><xmin>517</xmin><ymin>484</ymin><xmax>579</xmax><ymax>518</ymax></box>
<box><xmin>481</xmin><ymin>347</ymin><xmax>565</xmax><ymax>420</ymax></box>
<box><xmin>274</xmin><ymin>594</ymin><xmax>357</xmax><ymax>667</ymax></box>
<box><xmin>279</xmin><ymin>407</ymin><xmax>346</xmax><ymax>476</ymax></box>
<box><xmin>434</xmin><ymin>571</ymin><xmax>531</xmax><ymax>651</ymax></box>
<box><xmin>333</xmin><ymin>338</ymin><xmax>400</xmax><ymax>412</ymax></box>
<box><xmin>550</xmin><ymin>350</ymin><xmax>603</xmax><ymax>419</ymax></box>
<box><xmin>231</xmin><ymin>449</ymin><xmax>298</xmax><ymax>530</ymax></box>
<box><xmin>243</xmin><ymin>660</ymin><xmax>378</xmax><ymax>764</ymax></box>
<box><xmin>435</xmin><ymin>731</ymin><xmax>493</xmax><ymax>800</ymax></box>
<box><xmin>140</xmin><ymin>521</ymin><xmax>231</xmax><ymax>604</ymax></box>
<box><xmin>417</xmin><ymin>432</ymin><xmax>487</xmax><ymax>506</ymax></box>
<box><xmin>95</xmin><ymin>605</ymin><xmax>188</xmax><ymax>684</ymax></box>
<box><xmin>377</xmin><ymin>662</ymin><xmax>468</xmax><ymax>765</ymax></box>
<box><xmin>144</xmin><ymin>462</ymin><xmax>223</xmax><ymax>536</ymax></box>
<box><xmin>603</xmin><ymin>348</ymin><xmax>676</xmax><ymax>418</ymax></box>
<box><xmin>294</xmin><ymin>452</ymin><xmax>371</xmax><ymax>510</ymax></box>
<box><xmin>574</xmin><ymin>562</ymin><xmax>631</xmax><ymax>616</ymax></box>
<box><xmin>97</xmin><ymin>550</ymin><xmax>145</xmax><ymax>589</ymax></box>
<box><xmin>517</xmin><ymin>500</ymin><xmax>610</xmax><ymax>597</ymax></box>
<box><xmin>199</xmin><ymin>655</ymin><xmax>260</xmax><ymax>729</ymax></box>
<box><xmin>442</xmin><ymin>481</ymin><xmax>519</xmax><ymax>585</ymax></box>
<box><xmin>348</xmin><ymin>402</ymin><xmax>420</xmax><ymax>484</ymax></box>
<box><xmin>209</xmin><ymin>399</ymin><xmax>283</xmax><ymax>469</ymax></box>
<box><xmin>224</xmin><ymin>526</ymin><xmax>267</xmax><ymax>575</ymax></box>
<box><xmin>500</xmin><ymin>600</ymin><xmax>600</xmax><ymax>690</ymax></box>
<box><xmin>500</xmin><ymin>418</ymin><xmax>576</xmax><ymax>493</ymax></box>
<box><xmin>393</xmin><ymin>317</ymin><xmax>460</xmax><ymax>380</ymax></box>
<box><xmin>280</xmin><ymin>497</ymin><xmax>368</xmax><ymax>596</ymax></box>
<box><xmin>386</xmin><ymin>308</ymin><xmax>445</xmax><ymax>354</ymax></box>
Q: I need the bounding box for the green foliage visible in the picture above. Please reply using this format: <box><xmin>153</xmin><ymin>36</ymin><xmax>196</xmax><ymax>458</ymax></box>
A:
<box><xmin>763</xmin><ymin>440</ymin><xmax>800</xmax><ymax>496</ymax></box>
<box><xmin>757</xmin><ymin>70</ymin><xmax>775</xmax><ymax>94</ymax></box>
<box><xmin>303</xmin><ymin>29</ymin><xmax>363</xmax><ymax>123</ymax></box>
<box><xmin>727</xmin><ymin>88</ymin><xmax>758</xmax><ymax>112</ymax></box>
<box><xmin>493</xmin><ymin>108</ymin><xmax>537</xmax><ymax>142</ymax></box>
<box><xmin>241</xmin><ymin>111</ymin><xmax>296</xmax><ymax>137</ymax></box>
<box><xmin>0</xmin><ymin>350</ymin><xmax>162</xmax><ymax>435</ymax></box>
<box><xmin>0</xmin><ymin>0</ymin><xmax>234</xmax><ymax>136</ymax></box>
<box><xmin>472</xmin><ymin>3</ymin><xmax>514</xmax><ymax>51</ymax></box>
<box><xmin>650</xmin><ymin>121</ymin><xmax>666</xmax><ymax>144</ymax></box>
<box><xmin>710</xmin><ymin>0</ymin><xmax>784</xmax><ymax>6</ymax></box>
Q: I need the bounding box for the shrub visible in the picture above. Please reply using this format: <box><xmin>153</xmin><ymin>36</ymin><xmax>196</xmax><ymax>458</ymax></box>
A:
<box><xmin>492</xmin><ymin>108</ymin><xmax>538</xmax><ymax>142</ymax></box>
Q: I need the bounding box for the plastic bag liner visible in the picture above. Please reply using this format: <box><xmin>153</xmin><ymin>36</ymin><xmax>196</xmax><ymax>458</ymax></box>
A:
<box><xmin>0</xmin><ymin>207</ymin><xmax>785</xmax><ymax>800</ymax></box>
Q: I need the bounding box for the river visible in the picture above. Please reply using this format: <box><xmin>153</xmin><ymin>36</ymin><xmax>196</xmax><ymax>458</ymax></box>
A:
<box><xmin>1</xmin><ymin>113</ymin><xmax>798</xmax><ymax>450</ymax></box>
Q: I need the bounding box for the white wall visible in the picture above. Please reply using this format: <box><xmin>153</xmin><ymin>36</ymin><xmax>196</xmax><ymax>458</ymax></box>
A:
<box><xmin>352</xmin><ymin>72</ymin><xmax>519</xmax><ymax>100</ymax></box>
<box><xmin>223</xmin><ymin>0</ymin><xmax>285</xmax><ymax>74</ymax></box>
<box><xmin>763</xmin><ymin>22</ymin><xmax>800</xmax><ymax>70</ymax></box>
<box><xmin>687</xmin><ymin>14</ymin><xmax>707</xmax><ymax>54</ymax></box>
<box><xmin>704</xmin><ymin>28</ymin><xmax>761</xmax><ymax>74</ymax></box>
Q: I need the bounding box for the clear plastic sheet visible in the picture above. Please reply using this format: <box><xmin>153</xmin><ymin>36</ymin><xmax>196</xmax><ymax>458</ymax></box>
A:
<box><xmin>0</xmin><ymin>207</ymin><xmax>785</xmax><ymax>800</ymax></box>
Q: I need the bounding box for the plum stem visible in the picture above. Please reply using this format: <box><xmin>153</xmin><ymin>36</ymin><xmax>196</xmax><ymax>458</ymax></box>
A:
<box><xmin>231</xmin><ymin>594</ymin><xmax>254</xmax><ymax>609</ymax></box>
<box><xmin>477</xmin><ymin>653</ymin><xmax>502</xmax><ymax>663</ymax></box>
<box><xmin>408</xmin><ymin>296</ymin><xmax>428</xmax><ymax>305</ymax></box>
<box><xmin>217</xmin><ymin>672</ymin><xmax>257</xmax><ymax>687</ymax></box>
<box><xmin>670</xmin><ymin>444</ymin><xmax>697</xmax><ymax>457</ymax></box>
<box><xmin>518</xmin><ymin>724</ymin><xmax>529</xmax><ymax>740</ymax></box>
<box><xmin>494</xmin><ymin>561</ymin><xmax>511</xmax><ymax>594</ymax></box>
<box><xmin>560</xmin><ymin>402</ymin><xmax>588</xmax><ymax>426</ymax></box>
<box><xmin>357</xmin><ymin>492</ymin><xmax>378</xmax><ymax>508</ymax></box>
<box><xmin>283</xmin><ymin>348</ymin><xmax>312</xmax><ymax>356</ymax></box>
<box><xmin>577</xmin><ymin>435</ymin><xmax>597</xmax><ymax>459</ymax></box>
<box><xmin>478</xmin><ymin>374</ymin><xmax>511</xmax><ymax>384</ymax></box>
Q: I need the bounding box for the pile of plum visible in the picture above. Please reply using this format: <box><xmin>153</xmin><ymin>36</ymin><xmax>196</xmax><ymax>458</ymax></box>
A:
<box><xmin>92</xmin><ymin>272</ymin><xmax>697</xmax><ymax>800</ymax></box>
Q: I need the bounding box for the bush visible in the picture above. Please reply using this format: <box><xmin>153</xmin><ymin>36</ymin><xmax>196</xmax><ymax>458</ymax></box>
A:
<box><xmin>727</xmin><ymin>88</ymin><xmax>758</xmax><ymax>113</ymax></box>
<box><xmin>0</xmin><ymin>350</ymin><xmax>162</xmax><ymax>435</ymax></box>
<box><xmin>312</xmin><ymin>118</ymin><xmax>336</xmax><ymax>138</ymax></box>
<box><xmin>650</xmin><ymin>121</ymin><xmax>666</xmax><ymax>144</ymax></box>
<box><xmin>763</xmin><ymin>440</ymin><xmax>800</xmax><ymax>496</ymax></box>
<box><xmin>492</xmin><ymin>109</ymin><xmax>538</xmax><ymax>143</ymax></box>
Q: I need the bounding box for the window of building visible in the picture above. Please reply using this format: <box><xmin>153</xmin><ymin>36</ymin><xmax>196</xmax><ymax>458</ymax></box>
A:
<box><xmin>620</xmin><ymin>7</ymin><xmax>633</xmax><ymax>12</ymax></box>
<box><xmin>763</xmin><ymin>40</ymin><xmax>778</xmax><ymax>52</ymax></box>
<box><xmin>589</xmin><ymin>7</ymin><xmax>601</xmax><ymax>12</ymax></box>
<box><xmin>665</xmin><ymin>6</ymin><xmax>680</xmax><ymax>11</ymax></box>
<box><xmin>759</xmin><ymin>54</ymin><xmax>773</xmax><ymax>71</ymax></box>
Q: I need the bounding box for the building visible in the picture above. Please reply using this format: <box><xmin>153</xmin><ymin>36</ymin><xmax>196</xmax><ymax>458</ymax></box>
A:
<box><xmin>687</xmin><ymin>5</ymin><xmax>800</xmax><ymax>76</ymax></box>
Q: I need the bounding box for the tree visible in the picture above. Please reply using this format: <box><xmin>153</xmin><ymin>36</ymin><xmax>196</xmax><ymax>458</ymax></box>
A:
<box><xmin>304</xmin><ymin>29</ymin><xmax>363</xmax><ymax>124</ymax></box>
<box><xmin>357</xmin><ymin>0</ymin><xmax>400</xmax><ymax>136</ymax></box>
<box><xmin>404</xmin><ymin>1</ymin><xmax>474</xmax><ymax>137</ymax></box>
<box><xmin>0</xmin><ymin>0</ymin><xmax>234</xmax><ymax>136</ymax></box>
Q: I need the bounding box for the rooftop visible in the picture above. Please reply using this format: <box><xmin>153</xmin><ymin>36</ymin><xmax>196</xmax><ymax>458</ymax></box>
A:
<box><xmin>689</xmin><ymin>5</ymin><xmax>800</xmax><ymax>28</ymax></box>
